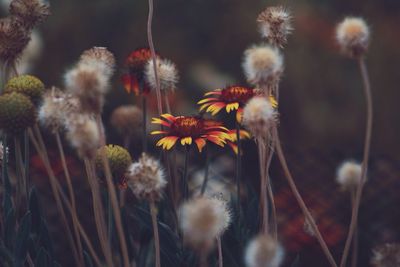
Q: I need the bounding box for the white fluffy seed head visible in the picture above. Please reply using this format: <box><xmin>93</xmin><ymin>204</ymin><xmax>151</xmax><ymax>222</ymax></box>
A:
<box><xmin>336</xmin><ymin>160</ymin><xmax>363</xmax><ymax>191</ymax></box>
<box><xmin>242</xmin><ymin>44</ymin><xmax>283</xmax><ymax>86</ymax></box>
<box><xmin>145</xmin><ymin>57</ymin><xmax>179</xmax><ymax>92</ymax></box>
<box><xmin>38</xmin><ymin>87</ymin><xmax>67</xmax><ymax>133</ymax></box>
<box><xmin>257</xmin><ymin>6</ymin><xmax>293</xmax><ymax>48</ymax></box>
<box><xmin>127</xmin><ymin>153</ymin><xmax>167</xmax><ymax>202</ymax></box>
<box><xmin>371</xmin><ymin>243</ymin><xmax>400</xmax><ymax>267</ymax></box>
<box><xmin>336</xmin><ymin>17</ymin><xmax>370</xmax><ymax>57</ymax></box>
<box><xmin>245</xmin><ymin>234</ymin><xmax>284</xmax><ymax>267</ymax></box>
<box><xmin>179</xmin><ymin>196</ymin><xmax>231</xmax><ymax>251</ymax></box>
<box><xmin>80</xmin><ymin>46</ymin><xmax>115</xmax><ymax>78</ymax></box>
<box><xmin>242</xmin><ymin>96</ymin><xmax>276</xmax><ymax>139</ymax></box>
<box><xmin>65</xmin><ymin>114</ymin><xmax>100</xmax><ymax>159</ymax></box>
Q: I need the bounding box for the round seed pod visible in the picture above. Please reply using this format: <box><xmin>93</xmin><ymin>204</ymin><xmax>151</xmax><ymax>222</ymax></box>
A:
<box><xmin>0</xmin><ymin>92</ymin><xmax>36</xmax><ymax>135</ymax></box>
<box><xmin>4</xmin><ymin>74</ymin><xmax>45</xmax><ymax>104</ymax></box>
<box><xmin>95</xmin><ymin>144</ymin><xmax>132</xmax><ymax>188</ymax></box>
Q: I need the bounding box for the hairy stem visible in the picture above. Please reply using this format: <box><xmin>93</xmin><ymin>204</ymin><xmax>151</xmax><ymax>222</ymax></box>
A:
<box><xmin>273</xmin><ymin>126</ymin><xmax>337</xmax><ymax>267</ymax></box>
<box><xmin>150</xmin><ymin>201</ymin><xmax>161</xmax><ymax>267</ymax></box>
<box><xmin>339</xmin><ymin>58</ymin><xmax>373</xmax><ymax>267</ymax></box>
<box><xmin>96</xmin><ymin>115</ymin><xmax>130</xmax><ymax>267</ymax></box>
<box><xmin>55</xmin><ymin>132</ymin><xmax>84</xmax><ymax>264</ymax></box>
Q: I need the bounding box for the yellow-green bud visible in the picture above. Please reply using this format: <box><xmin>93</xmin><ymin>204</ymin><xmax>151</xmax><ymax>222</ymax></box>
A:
<box><xmin>95</xmin><ymin>144</ymin><xmax>132</xmax><ymax>188</ymax></box>
<box><xmin>4</xmin><ymin>75</ymin><xmax>45</xmax><ymax>104</ymax></box>
<box><xmin>0</xmin><ymin>92</ymin><xmax>36</xmax><ymax>135</ymax></box>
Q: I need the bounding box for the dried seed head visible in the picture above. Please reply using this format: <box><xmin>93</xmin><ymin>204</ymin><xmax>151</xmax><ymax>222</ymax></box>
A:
<box><xmin>245</xmin><ymin>234</ymin><xmax>284</xmax><ymax>267</ymax></box>
<box><xmin>242</xmin><ymin>96</ymin><xmax>276</xmax><ymax>139</ymax></box>
<box><xmin>371</xmin><ymin>243</ymin><xmax>400</xmax><ymax>267</ymax></box>
<box><xmin>4</xmin><ymin>74</ymin><xmax>45</xmax><ymax>103</ymax></box>
<box><xmin>179</xmin><ymin>196</ymin><xmax>231</xmax><ymax>251</ymax></box>
<box><xmin>110</xmin><ymin>105</ymin><xmax>143</xmax><ymax>137</ymax></box>
<box><xmin>127</xmin><ymin>153</ymin><xmax>167</xmax><ymax>202</ymax></box>
<box><xmin>242</xmin><ymin>44</ymin><xmax>283</xmax><ymax>87</ymax></box>
<box><xmin>336</xmin><ymin>160</ymin><xmax>363</xmax><ymax>191</ymax></box>
<box><xmin>0</xmin><ymin>92</ymin><xmax>36</xmax><ymax>135</ymax></box>
<box><xmin>9</xmin><ymin>0</ymin><xmax>50</xmax><ymax>30</ymax></box>
<box><xmin>64</xmin><ymin>62</ymin><xmax>108</xmax><ymax>114</ymax></box>
<box><xmin>80</xmin><ymin>47</ymin><xmax>115</xmax><ymax>78</ymax></box>
<box><xmin>145</xmin><ymin>57</ymin><xmax>179</xmax><ymax>92</ymax></box>
<box><xmin>0</xmin><ymin>17</ymin><xmax>30</xmax><ymax>62</ymax></box>
<box><xmin>65</xmin><ymin>114</ymin><xmax>100</xmax><ymax>159</ymax></box>
<box><xmin>336</xmin><ymin>17</ymin><xmax>370</xmax><ymax>58</ymax></box>
<box><xmin>38</xmin><ymin>87</ymin><xmax>66</xmax><ymax>133</ymax></box>
<box><xmin>257</xmin><ymin>6</ymin><xmax>292</xmax><ymax>48</ymax></box>
<box><xmin>95</xmin><ymin>144</ymin><xmax>132</xmax><ymax>189</ymax></box>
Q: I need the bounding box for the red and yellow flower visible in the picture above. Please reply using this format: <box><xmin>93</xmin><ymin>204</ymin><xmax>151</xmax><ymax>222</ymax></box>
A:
<box><xmin>121</xmin><ymin>48</ymin><xmax>158</xmax><ymax>95</ymax></box>
<box><xmin>198</xmin><ymin>86</ymin><xmax>278</xmax><ymax>121</ymax></box>
<box><xmin>151</xmin><ymin>114</ymin><xmax>230</xmax><ymax>152</ymax></box>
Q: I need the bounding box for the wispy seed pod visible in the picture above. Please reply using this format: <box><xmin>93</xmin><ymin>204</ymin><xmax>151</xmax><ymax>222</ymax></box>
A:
<box><xmin>38</xmin><ymin>87</ymin><xmax>67</xmax><ymax>133</ymax></box>
<box><xmin>242</xmin><ymin>96</ymin><xmax>277</xmax><ymax>139</ymax></box>
<box><xmin>371</xmin><ymin>243</ymin><xmax>400</xmax><ymax>267</ymax></box>
<box><xmin>80</xmin><ymin>46</ymin><xmax>116</xmax><ymax>78</ymax></box>
<box><xmin>242</xmin><ymin>44</ymin><xmax>283</xmax><ymax>88</ymax></box>
<box><xmin>9</xmin><ymin>0</ymin><xmax>50</xmax><ymax>31</ymax></box>
<box><xmin>336</xmin><ymin>160</ymin><xmax>364</xmax><ymax>192</ymax></box>
<box><xmin>145</xmin><ymin>57</ymin><xmax>179</xmax><ymax>92</ymax></box>
<box><xmin>336</xmin><ymin>17</ymin><xmax>370</xmax><ymax>58</ymax></box>
<box><xmin>0</xmin><ymin>17</ymin><xmax>30</xmax><ymax>62</ymax></box>
<box><xmin>257</xmin><ymin>6</ymin><xmax>293</xmax><ymax>48</ymax></box>
<box><xmin>126</xmin><ymin>153</ymin><xmax>167</xmax><ymax>202</ymax></box>
<box><xmin>110</xmin><ymin>105</ymin><xmax>143</xmax><ymax>137</ymax></box>
<box><xmin>245</xmin><ymin>234</ymin><xmax>284</xmax><ymax>267</ymax></box>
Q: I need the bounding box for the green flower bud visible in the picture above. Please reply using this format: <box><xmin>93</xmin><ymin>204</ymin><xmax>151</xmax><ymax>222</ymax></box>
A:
<box><xmin>4</xmin><ymin>75</ymin><xmax>45</xmax><ymax>104</ymax></box>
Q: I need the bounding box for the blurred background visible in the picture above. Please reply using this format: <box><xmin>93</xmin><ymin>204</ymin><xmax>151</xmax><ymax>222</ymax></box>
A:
<box><xmin>2</xmin><ymin>0</ymin><xmax>399</xmax><ymax>266</ymax></box>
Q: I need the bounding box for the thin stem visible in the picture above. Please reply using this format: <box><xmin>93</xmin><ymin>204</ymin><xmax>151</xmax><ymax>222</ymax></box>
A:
<box><xmin>54</xmin><ymin>132</ymin><xmax>84</xmax><ymax>264</ymax></box>
<box><xmin>24</xmin><ymin>131</ymin><xmax>30</xmax><ymax>199</ymax></box>
<box><xmin>339</xmin><ymin>58</ymin><xmax>373</xmax><ymax>267</ymax></box>
<box><xmin>217</xmin><ymin>237</ymin><xmax>223</xmax><ymax>267</ymax></box>
<box><xmin>257</xmin><ymin>140</ymin><xmax>269</xmax><ymax>235</ymax></box>
<box><xmin>83</xmin><ymin>159</ymin><xmax>114</xmax><ymax>267</ymax></box>
<box><xmin>266</xmin><ymin>139</ymin><xmax>278</xmax><ymax>240</ymax></box>
<box><xmin>2</xmin><ymin>135</ymin><xmax>11</xmax><ymax>206</ymax></box>
<box><xmin>235</xmin><ymin>122</ymin><xmax>242</xmax><ymax>218</ymax></box>
<box><xmin>96</xmin><ymin>115</ymin><xmax>130</xmax><ymax>267</ymax></box>
<box><xmin>350</xmin><ymin>190</ymin><xmax>358</xmax><ymax>267</ymax></box>
<box><xmin>273</xmin><ymin>126</ymin><xmax>338</xmax><ymax>267</ymax></box>
<box><xmin>182</xmin><ymin>146</ymin><xmax>190</xmax><ymax>200</ymax></box>
<box><xmin>200</xmin><ymin>148</ymin><xmax>210</xmax><ymax>196</ymax></box>
<box><xmin>164</xmin><ymin>90</ymin><xmax>172</xmax><ymax>114</ymax></box>
<box><xmin>150</xmin><ymin>201</ymin><xmax>161</xmax><ymax>267</ymax></box>
<box><xmin>147</xmin><ymin>0</ymin><xmax>163</xmax><ymax>116</ymax></box>
<box><xmin>14</xmin><ymin>137</ymin><xmax>26</xmax><ymax>216</ymax></box>
<box><xmin>107</xmin><ymin>192</ymin><xmax>113</xmax><ymax>243</ymax></box>
<box><xmin>142</xmin><ymin>96</ymin><xmax>148</xmax><ymax>153</ymax></box>
<box><xmin>29</xmin><ymin>127</ymin><xmax>83</xmax><ymax>267</ymax></box>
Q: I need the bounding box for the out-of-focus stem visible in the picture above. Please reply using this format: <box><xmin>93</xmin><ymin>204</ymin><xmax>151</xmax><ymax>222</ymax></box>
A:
<box><xmin>200</xmin><ymin>148</ymin><xmax>210</xmax><ymax>196</ymax></box>
<box><xmin>55</xmin><ymin>132</ymin><xmax>84</xmax><ymax>264</ymax></box>
<box><xmin>182</xmin><ymin>146</ymin><xmax>189</xmax><ymax>200</ymax></box>
<box><xmin>217</xmin><ymin>237</ymin><xmax>223</xmax><ymax>267</ymax></box>
<box><xmin>339</xmin><ymin>58</ymin><xmax>372</xmax><ymax>267</ymax></box>
<box><xmin>235</xmin><ymin>122</ymin><xmax>242</xmax><ymax>218</ymax></box>
<box><xmin>142</xmin><ymin>95</ymin><xmax>147</xmax><ymax>153</ymax></box>
<box><xmin>273</xmin><ymin>126</ymin><xmax>338</xmax><ymax>267</ymax></box>
<box><xmin>150</xmin><ymin>201</ymin><xmax>161</xmax><ymax>267</ymax></box>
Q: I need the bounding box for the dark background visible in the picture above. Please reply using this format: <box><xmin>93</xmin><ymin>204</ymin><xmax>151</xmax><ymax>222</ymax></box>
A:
<box><xmin>3</xmin><ymin>0</ymin><xmax>399</xmax><ymax>266</ymax></box>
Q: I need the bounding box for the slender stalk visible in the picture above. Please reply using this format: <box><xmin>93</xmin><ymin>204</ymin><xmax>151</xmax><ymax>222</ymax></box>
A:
<box><xmin>199</xmin><ymin>250</ymin><xmax>208</xmax><ymax>267</ymax></box>
<box><xmin>27</xmin><ymin>129</ymin><xmax>101</xmax><ymax>266</ymax></box>
<box><xmin>200</xmin><ymin>148</ymin><xmax>210</xmax><ymax>196</ymax></box>
<box><xmin>235</xmin><ymin>122</ymin><xmax>242</xmax><ymax>218</ymax></box>
<box><xmin>107</xmin><ymin>192</ymin><xmax>113</xmax><ymax>243</ymax></box>
<box><xmin>217</xmin><ymin>237</ymin><xmax>223</xmax><ymax>267</ymax></box>
<box><xmin>257</xmin><ymin>140</ymin><xmax>269</xmax><ymax>235</ymax></box>
<box><xmin>339</xmin><ymin>58</ymin><xmax>373</xmax><ymax>267</ymax></box>
<box><xmin>266</xmin><ymin>139</ymin><xmax>278</xmax><ymax>240</ymax></box>
<box><xmin>164</xmin><ymin>90</ymin><xmax>172</xmax><ymax>114</ymax></box>
<box><xmin>142</xmin><ymin>95</ymin><xmax>148</xmax><ymax>153</ymax></box>
<box><xmin>30</xmin><ymin>127</ymin><xmax>83</xmax><ymax>267</ymax></box>
<box><xmin>147</xmin><ymin>0</ymin><xmax>163</xmax><ymax>116</ymax></box>
<box><xmin>150</xmin><ymin>201</ymin><xmax>161</xmax><ymax>267</ymax></box>
<box><xmin>350</xmin><ymin>190</ymin><xmax>358</xmax><ymax>267</ymax></box>
<box><xmin>54</xmin><ymin>132</ymin><xmax>84</xmax><ymax>264</ymax></box>
<box><xmin>24</xmin><ymin>131</ymin><xmax>30</xmax><ymax>199</ymax></box>
<box><xmin>96</xmin><ymin>115</ymin><xmax>130</xmax><ymax>267</ymax></box>
<box><xmin>14</xmin><ymin>137</ymin><xmax>26</xmax><ymax>216</ymax></box>
<box><xmin>273</xmin><ymin>126</ymin><xmax>338</xmax><ymax>267</ymax></box>
<box><xmin>2</xmin><ymin>135</ymin><xmax>11</xmax><ymax>206</ymax></box>
<box><xmin>83</xmin><ymin>159</ymin><xmax>114</xmax><ymax>267</ymax></box>
<box><xmin>182</xmin><ymin>146</ymin><xmax>190</xmax><ymax>200</ymax></box>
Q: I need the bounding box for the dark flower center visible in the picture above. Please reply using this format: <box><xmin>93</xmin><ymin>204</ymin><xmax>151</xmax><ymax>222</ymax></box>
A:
<box><xmin>220</xmin><ymin>86</ymin><xmax>254</xmax><ymax>103</ymax></box>
<box><xmin>170</xmin><ymin>117</ymin><xmax>205</xmax><ymax>138</ymax></box>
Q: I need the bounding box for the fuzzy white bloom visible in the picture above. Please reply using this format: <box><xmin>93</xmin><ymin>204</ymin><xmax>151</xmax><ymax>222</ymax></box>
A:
<box><xmin>39</xmin><ymin>87</ymin><xmax>70</xmax><ymax>133</ymax></box>
<box><xmin>127</xmin><ymin>153</ymin><xmax>167</xmax><ymax>201</ymax></box>
<box><xmin>243</xmin><ymin>44</ymin><xmax>283</xmax><ymax>86</ymax></box>
<box><xmin>336</xmin><ymin>17</ymin><xmax>370</xmax><ymax>57</ymax></box>
<box><xmin>336</xmin><ymin>161</ymin><xmax>364</xmax><ymax>191</ymax></box>
<box><xmin>245</xmin><ymin>234</ymin><xmax>284</xmax><ymax>267</ymax></box>
<box><xmin>257</xmin><ymin>6</ymin><xmax>293</xmax><ymax>47</ymax></box>
<box><xmin>65</xmin><ymin>114</ymin><xmax>100</xmax><ymax>159</ymax></box>
<box><xmin>179</xmin><ymin>196</ymin><xmax>231</xmax><ymax>250</ymax></box>
<box><xmin>371</xmin><ymin>243</ymin><xmax>400</xmax><ymax>267</ymax></box>
<box><xmin>242</xmin><ymin>96</ymin><xmax>276</xmax><ymax>139</ymax></box>
<box><xmin>80</xmin><ymin>47</ymin><xmax>116</xmax><ymax>78</ymax></box>
<box><xmin>145</xmin><ymin>57</ymin><xmax>179</xmax><ymax>91</ymax></box>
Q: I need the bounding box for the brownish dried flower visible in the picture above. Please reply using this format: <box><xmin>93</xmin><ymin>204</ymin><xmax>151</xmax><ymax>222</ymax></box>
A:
<box><xmin>371</xmin><ymin>243</ymin><xmax>400</xmax><ymax>267</ymax></box>
<box><xmin>80</xmin><ymin>46</ymin><xmax>116</xmax><ymax>77</ymax></box>
<box><xmin>110</xmin><ymin>105</ymin><xmax>143</xmax><ymax>137</ymax></box>
<box><xmin>0</xmin><ymin>17</ymin><xmax>30</xmax><ymax>62</ymax></box>
<box><xmin>257</xmin><ymin>6</ymin><xmax>292</xmax><ymax>48</ymax></box>
<box><xmin>9</xmin><ymin>0</ymin><xmax>50</xmax><ymax>30</ymax></box>
<box><xmin>245</xmin><ymin>234</ymin><xmax>284</xmax><ymax>267</ymax></box>
<box><xmin>336</xmin><ymin>17</ymin><xmax>370</xmax><ymax>58</ymax></box>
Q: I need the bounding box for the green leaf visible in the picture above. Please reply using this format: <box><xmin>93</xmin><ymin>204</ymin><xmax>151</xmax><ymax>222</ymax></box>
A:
<box><xmin>83</xmin><ymin>250</ymin><xmax>93</xmax><ymax>267</ymax></box>
<box><xmin>4</xmin><ymin>207</ymin><xmax>15</xmax><ymax>249</ymax></box>
<box><xmin>13</xmin><ymin>211</ymin><xmax>32</xmax><ymax>267</ymax></box>
<box><xmin>34</xmin><ymin>247</ymin><xmax>50</xmax><ymax>267</ymax></box>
